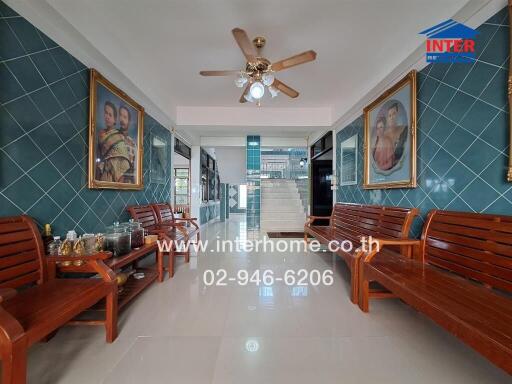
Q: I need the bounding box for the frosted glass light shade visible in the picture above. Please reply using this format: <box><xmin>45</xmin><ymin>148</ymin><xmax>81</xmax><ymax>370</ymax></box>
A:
<box><xmin>250</xmin><ymin>81</ymin><xmax>265</xmax><ymax>99</ymax></box>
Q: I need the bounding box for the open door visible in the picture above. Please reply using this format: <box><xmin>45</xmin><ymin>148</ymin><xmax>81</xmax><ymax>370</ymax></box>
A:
<box><xmin>310</xmin><ymin>133</ymin><xmax>333</xmax><ymax>225</ymax></box>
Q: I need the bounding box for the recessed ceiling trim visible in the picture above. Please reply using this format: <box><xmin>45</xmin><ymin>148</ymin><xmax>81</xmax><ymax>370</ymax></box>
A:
<box><xmin>177</xmin><ymin>106</ymin><xmax>331</xmax><ymax>127</ymax></box>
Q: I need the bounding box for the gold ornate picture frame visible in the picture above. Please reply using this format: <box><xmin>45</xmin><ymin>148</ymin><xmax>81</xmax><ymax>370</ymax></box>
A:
<box><xmin>88</xmin><ymin>69</ymin><xmax>144</xmax><ymax>190</ymax></box>
<box><xmin>363</xmin><ymin>70</ymin><xmax>417</xmax><ymax>189</ymax></box>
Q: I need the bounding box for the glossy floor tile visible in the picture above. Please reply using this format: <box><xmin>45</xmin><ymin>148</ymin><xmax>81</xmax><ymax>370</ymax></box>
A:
<box><xmin>26</xmin><ymin>215</ymin><xmax>510</xmax><ymax>383</ymax></box>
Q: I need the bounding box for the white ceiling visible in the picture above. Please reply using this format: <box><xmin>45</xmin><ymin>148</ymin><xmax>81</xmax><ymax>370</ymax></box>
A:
<box><xmin>10</xmin><ymin>0</ymin><xmax>500</xmax><ymax>141</ymax></box>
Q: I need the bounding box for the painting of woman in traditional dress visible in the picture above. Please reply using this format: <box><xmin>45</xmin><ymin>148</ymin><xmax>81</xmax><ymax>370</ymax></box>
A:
<box><xmin>88</xmin><ymin>69</ymin><xmax>144</xmax><ymax>190</ymax></box>
<box><xmin>363</xmin><ymin>71</ymin><xmax>417</xmax><ymax>189</ymax></box>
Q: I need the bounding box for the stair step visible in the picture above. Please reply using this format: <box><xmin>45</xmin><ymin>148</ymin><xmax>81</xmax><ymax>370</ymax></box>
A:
<box><xmin>261</xmin><ymin>179</ymin><xmax>306</xmax><ymax>230</ymax></box>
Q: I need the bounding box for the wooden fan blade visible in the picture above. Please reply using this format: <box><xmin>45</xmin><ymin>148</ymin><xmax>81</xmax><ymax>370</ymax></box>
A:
<box><xmin>272</xmin><ymin>79</ymin><xmax>299</xmax><ymax>98</ymax></box>
<box><xmin>239</xmin><ymin>83</ymin><xmax>251</xmax><ymax>103</ymax></box>
<box><xmin>271</xmin><ymin>50</ymin><xmax>317</xmax><ymax>72</ymax></box>
<box><xmin>232</xmin><ymin>28</ymin><xmax>257</xmax><ymax>63</ymax></box>
<box><xmin>200</xmin><ymin>70</ymin><xmax>240</xmax><ymax>76</ymax></box>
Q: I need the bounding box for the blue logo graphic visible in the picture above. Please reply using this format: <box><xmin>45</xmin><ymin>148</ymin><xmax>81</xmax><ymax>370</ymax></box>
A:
<box><xmin>419</xmin><ymin>19</ymin><xmax>479</xmax><ymax>63</ymax></box>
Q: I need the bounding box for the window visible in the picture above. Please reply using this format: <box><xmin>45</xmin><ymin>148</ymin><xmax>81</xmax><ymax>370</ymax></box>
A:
<box><xmin>174</xmin><ymin>168</ymin><xmax>189</xmax><ymax>205</ymax></box>
<box><xmin>208</xmin><ymin>169</ymin><xmax>216</xmax><ymax>200</ymax></box>
<box><xmin>174</xmin><ymin>138</ymin><xmax>191</xmax><ymax>159</ymax></box>
<box><xmin>216</xmin><ymin>173</ymin><xmax>220</xmax><ymax>200</ymax></box>
<box><xmin>239</xmin><ymin>185</ymin><xmax>247</xmax><ymax>209</ymax></box>
<box><xmin>201</xmin><ymin>166</ymin><xmax>208</xmax><ymax>202</ymax></box>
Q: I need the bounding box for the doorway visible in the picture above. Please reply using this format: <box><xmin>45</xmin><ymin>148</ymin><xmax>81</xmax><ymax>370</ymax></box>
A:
<box><xmin>310</xmin><ymin>132</ymin><xmax>333</xmax><ymax>224</ymax></box>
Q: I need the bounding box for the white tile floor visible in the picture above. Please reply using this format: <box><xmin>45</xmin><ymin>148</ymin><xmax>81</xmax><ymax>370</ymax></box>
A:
<box><xmin>27</xmin><ymin>215</ymin><xmax>510</xmax><ymax>383</ymax></box>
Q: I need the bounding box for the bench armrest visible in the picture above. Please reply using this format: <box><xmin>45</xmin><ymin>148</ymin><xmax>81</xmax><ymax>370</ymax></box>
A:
<box><xmin>0</xmin><ymin>288</ymin><xmax>17</xmax><ymax>303</ymax></box>
<box><xmin>0</xmin><ymin>305</ymin><xmax>25</xmax><ymax>344</ymax></box>
<box><xmin>362</xmin><ymin>238</ymin><xmax>421</xmax><ymax>263</ymax></box>
<box><xmin>155</xmin><ymin>222</ymin><xmax>185</xmax><ymax>229</ymax></box>
<box><xmin>174</xmin><ymin>218</ymin><xmax>199</xmax><ymax>230</ymax></box>
<box><xmin>305</xmin><ymin>216</ymin><xmax>331</xmax><ymax>226</ymax></box>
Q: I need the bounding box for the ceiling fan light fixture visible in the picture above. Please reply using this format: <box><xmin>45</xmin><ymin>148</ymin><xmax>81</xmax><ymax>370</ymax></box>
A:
<box><xmin>234</xmin><ymin>78</ymin><xmax>244</xmax><ymax>88</ymax></box>
<box><xmin>234</xmin><ymin>73</ymin><xmax>248</xmax><ymax>88</ymax></box>
<box><xmin>262</xmin><ymin>72</ymin><xmax>275</xmax><ymax>86</ymax></box>
<box><xmin>250</xmin><ymin>81</ymin><xmax>265</xmax><ymax>99</ymax></box>
<box><xmin>268</xmin><ymin>86</ymin><xmax>279</xmax><ymax>98</ymax></box>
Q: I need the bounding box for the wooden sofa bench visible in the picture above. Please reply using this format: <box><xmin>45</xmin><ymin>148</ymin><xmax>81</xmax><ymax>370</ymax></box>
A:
<box><xmin>359</xmin><ymin>209</ymin><xmax>512</xmax><ymax>375</ymax></box>
<box><xmin>304</xmin><ymin>203</ymin><xmax>418</xmax><ymax>303</ymax></box>
<box><xmin>0</xmin><ymin>215</ymin><xmax>117</xmax><ymax>384</ymax></box>
<box><xmin>151</xmin><ymin>203</ymin><xmax>200</xmax><ymax>243</ymax></box>
<box><xmin>127</xmin><ymin>205</ymin><xmax>188</xmax><ymax>277</ymax></box>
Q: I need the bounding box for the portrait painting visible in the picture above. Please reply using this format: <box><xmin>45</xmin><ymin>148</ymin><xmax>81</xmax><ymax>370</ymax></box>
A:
<box><xmin>363</xmin><ymin>70</ymin><xmax>417</xmax><ymax>189</ymax></box>
<box><xmin>88</xmin><ymin>69</ymin><xmax>144</xmax><ymax>190</ymax></box>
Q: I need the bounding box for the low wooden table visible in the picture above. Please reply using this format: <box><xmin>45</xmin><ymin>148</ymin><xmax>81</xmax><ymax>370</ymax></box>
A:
<box><xmin>47</xmin><ymin>243</ymin><xmax>164</xmax><ymax>324</ymax></box>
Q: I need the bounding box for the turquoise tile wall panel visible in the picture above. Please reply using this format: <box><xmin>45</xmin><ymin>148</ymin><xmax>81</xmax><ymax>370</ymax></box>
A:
<box><xmin>246</xmin><ymin>135</ymin><xmax>260</xmax><ymax>229</ymax></box>
<box><xmin>336</xmin><ymin>6</ymin><xmax>510</xmax><ymax>237</ymax></box>
<box><xmin>228</xmin><ymin>184</ymin><xmax>245</xmax><ymax>213</ymax></box>
<box><xmin>0</xmin><ymin>1</ymin><xmax>172</xmax><ymax>235</ymax></box>
<box><xmin>199</xmin><ymin>201</ymin><xmax>221</xmax><ymax>225</ymax></box>
<box><xmin>200</xmin><ymin>205</ymin><xmax>208</xmax><ymax>225</ymax></box>
<box><xmin>220</xmin><ymin>183</ymin><xmax>226</xmax><ymax>221</ymax></box>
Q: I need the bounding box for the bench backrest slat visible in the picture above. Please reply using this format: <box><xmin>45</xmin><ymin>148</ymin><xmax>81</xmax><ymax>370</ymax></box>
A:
<box><xmin>422</xmin><ymin>210</ymin><xmax>512</xmax><ymax>293</ymax></box>
<box><xmin>152</xmin><ymin>203</ymin><xmax>175</xmax><ymax>224</ymax></box>
<box><xmin>330</xmin><ymin>203</ymin><xmax>417</xmax><ymax>244</ymax></box>
<box><xmin>127</xmin><ymin>205</ymin><xmax>159</xmax><ymax>229</ymax></box>
<box><xmin>0</xmin><ymin>215</ymin><xmax>45</xmax><ymax>288</ymax></box>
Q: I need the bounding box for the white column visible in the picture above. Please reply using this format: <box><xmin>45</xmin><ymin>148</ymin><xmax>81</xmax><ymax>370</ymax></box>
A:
<box><xmin>190</xmin><ymin>145</ymin><xmax>201</xmax><ymax>221</ymax></box>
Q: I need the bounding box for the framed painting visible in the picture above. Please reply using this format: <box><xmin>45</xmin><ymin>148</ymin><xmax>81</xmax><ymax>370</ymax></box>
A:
<box><xmin>363</xmin><ymin>70</ymin><xmax>417</xmax><ymax>189</ymax></box>
<box><xmin>88</xmin><ymin>69</ymin><xmax>144</xmax><ymax>190</ymax></box>
<box><xmin>339</xmin><ymin>134</ymin><xmax>358</xmax><ymax>186</ymax></box>
<box><xmin>149</xmin><ymin>132</ymin><xmax>168</xmax><ymax>184</ymax></box>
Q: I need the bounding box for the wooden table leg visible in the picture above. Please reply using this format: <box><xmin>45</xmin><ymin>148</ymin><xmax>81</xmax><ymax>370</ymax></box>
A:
<box><xmin>168</xmin><ymin>249</ymin><xmax>175</xmax><ymax>279</ymax></box>
<box><xmin>157</xmin><ymin>249</ymin><xmax>164</xmax><ymax>282</ymax></box>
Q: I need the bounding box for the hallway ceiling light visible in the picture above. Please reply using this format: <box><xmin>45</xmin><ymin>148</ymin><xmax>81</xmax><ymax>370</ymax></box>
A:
<box><xmin>268</xmin><ymin>86</ymin><xmax>279</xmax><ymax>98</ymax></box>
<box><xmin>200</xmin><ymin>27</ymin><xmax>317</xmax><ymax>105</ymax></box>
<box><xmin>262</xmin><ymin>72</ymin><xmax>274</xmax><ymax>86</ymax></box>
<box><xmin>234</xmin><ymin>73</ymin><xmax>248</xmax><ymax>88</ymax></box>
<box><xmin>250</xmin><ymin>81</ymin><xmax>264</xmax><ymax>99</ymax></box>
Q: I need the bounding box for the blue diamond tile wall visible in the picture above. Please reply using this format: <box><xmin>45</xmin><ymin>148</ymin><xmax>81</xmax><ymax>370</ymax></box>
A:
<box><xmin>0</xmin><ymin>1</ymin><xmax>172</xmax><ymax>235</ymax></box>
<box><xmin>246</xmin><ymin>135</ymin><xmax>261</xmax><ymax>230</ymax></box>
<box><xmin>336</xmin><ymin>5</ymin><xmax>510</xmax><ymax>237</ymax></box>
<box><xmin>229</xmin><ymin>184</ymin><xmax>246</xmax><ymax>214</ymax></box>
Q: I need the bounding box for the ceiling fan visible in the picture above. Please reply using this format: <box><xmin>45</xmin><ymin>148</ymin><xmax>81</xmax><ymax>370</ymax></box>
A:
<box><xmin>200</xmin><ymin>28</ymin><xmax>317</xmax><ymax>105</ymax></box>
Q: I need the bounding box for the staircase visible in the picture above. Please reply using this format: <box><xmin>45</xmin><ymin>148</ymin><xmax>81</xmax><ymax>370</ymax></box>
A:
<box><xmin>260</xmin><ymin>179</ymin><xmax>307</xmax><ymax>232</ymax></box>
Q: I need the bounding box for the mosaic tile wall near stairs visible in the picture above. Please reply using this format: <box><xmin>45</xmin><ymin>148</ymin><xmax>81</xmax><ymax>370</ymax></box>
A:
<box><xmin>0</xmin><ymin>1</ymin><xmax>172</xmax><ymax>235</ymax></box>
<box><xmin>246</xmin><ymin>135</ymin><xmax>261</xmax><ymax>230</ymax></box>
<box><xmin>229</xmin><ymin>184</ymin><xmax>246</xmax><ymax>214</ymax></box>
<box><xmin>336</xmin><ymin>5</ymin><xmax>510</xmax><ymax>237</ymax></box>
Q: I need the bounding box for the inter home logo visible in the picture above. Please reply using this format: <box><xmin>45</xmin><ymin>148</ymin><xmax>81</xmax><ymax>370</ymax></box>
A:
<box><xmin>419</xmin><ymin>19</ymin><xmax>478</xmax><ymax>63</ymax></box>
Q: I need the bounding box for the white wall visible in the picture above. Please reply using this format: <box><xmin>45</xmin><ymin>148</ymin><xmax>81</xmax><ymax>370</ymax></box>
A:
<box><xmin>214</xmin><ymin>147</ymin><xmax>246</xmax><ymax>185</ymax></box>
<box><xmin>190</xmin><ymin>146</ymin><xmax>201</xmax><ymax>220</ymax></box>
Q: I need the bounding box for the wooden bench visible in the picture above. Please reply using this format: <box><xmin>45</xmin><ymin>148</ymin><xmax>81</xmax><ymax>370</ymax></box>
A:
<box><xmin>0</xmin><ymin>215</ymin><xmax>117</xmax><ymax>384</ymax></box>
<box><xmin>127</xmin><ymin>205</ymin><xmax>188</xmax><ymax>277</ymax></box>
<box><xmin>304</xmin><ymin>203</ymin><xmax>418</xmax><ymax>303</ymax></box>
<box><xmin>359</xmin><ymin>209</ymin><xmax>512</xmax><ymax>375</ymax></box>
<box><xmin>151</xmin><ymin>203</ymin><xmax>200</xmax><ymax>243</ymax></box>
